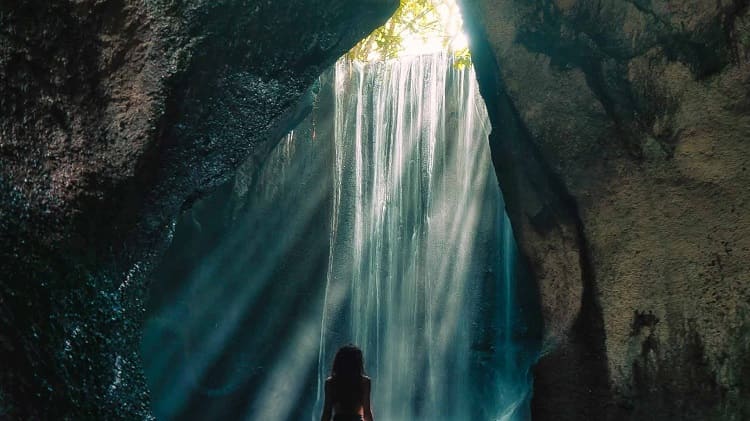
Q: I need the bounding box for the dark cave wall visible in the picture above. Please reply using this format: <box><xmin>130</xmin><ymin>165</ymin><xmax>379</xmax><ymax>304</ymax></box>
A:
<box><xmin>0</xmin><ymin>1</ymin><xmax>396</xmax><ymax>418</ymax></box>
<box><xmin>460</xmin><ymin>0</ymin><xmax>750</xmax><ymax>419</ymax></box>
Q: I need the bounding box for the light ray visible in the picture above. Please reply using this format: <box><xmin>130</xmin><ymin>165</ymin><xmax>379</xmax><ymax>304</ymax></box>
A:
<box><xmin>142</xmin><ymin>2</ymin><xmax>541</xmax><ymax>419</ymax></box>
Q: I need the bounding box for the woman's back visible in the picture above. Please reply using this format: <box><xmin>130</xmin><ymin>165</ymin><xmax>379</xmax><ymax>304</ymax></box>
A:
<box><xmin>326</xmin><ymin>375</ymin><xmax>370</xmax><ymax>416</ymax></box>
<box><xmin>320</xmin><ymin>345</ymin><xmax>374</xmax><ymax>421</ymax></box>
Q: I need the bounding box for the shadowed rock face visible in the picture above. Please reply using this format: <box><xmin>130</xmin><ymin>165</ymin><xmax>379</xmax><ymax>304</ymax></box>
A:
<box><xmin>0</xmin><ymin>0</ymin><xmax>396</xmax><ymax>418</ymax></box>
<box><xmin>459</xmin><ymin>0</ymin><xmax>750</xmax><ymax>419</ymax></box>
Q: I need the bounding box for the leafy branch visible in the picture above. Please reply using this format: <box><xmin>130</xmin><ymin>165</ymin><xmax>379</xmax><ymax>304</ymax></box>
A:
<box><xmin>346</xmin><ymin>0</ymin><xmax>472</xmax><ymax>67</ymax></box>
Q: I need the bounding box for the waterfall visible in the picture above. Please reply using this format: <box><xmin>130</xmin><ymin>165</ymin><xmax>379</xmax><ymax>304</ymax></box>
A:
<box><xmin>142</xmin><ymin>53</ymin><xmax>539</xmax><ymax>421</ymax></box>
<box><xmin>315</xmin><ymin>54</ymin><xmax>534</xmax><ymax>420</ymax></box>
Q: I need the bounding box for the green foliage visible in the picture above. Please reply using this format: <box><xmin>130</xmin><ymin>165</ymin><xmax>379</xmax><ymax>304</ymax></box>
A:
<box><xmin>346</xmin><ymin>0</ymin><xmax>472</xmax><ymax>66</ymax></box>
<box><xmin>452</xmin><ymin>47</ymin><xmax>472</xmax><ymax>69</ymax></box>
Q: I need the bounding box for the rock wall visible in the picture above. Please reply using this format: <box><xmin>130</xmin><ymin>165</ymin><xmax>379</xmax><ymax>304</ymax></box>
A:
<box><xmin>0</xmin><ymin>1</ymin><xmax>396</xmax><ymax>418</ymax></box>
<box><xmin>460</xmin><ymin>0</ymin><xmax>750</xmax><ymax>419</ymax></box>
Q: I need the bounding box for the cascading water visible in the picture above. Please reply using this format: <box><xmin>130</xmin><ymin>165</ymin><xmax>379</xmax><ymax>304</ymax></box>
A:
<box><xmin>141</xmin><ymin>53</ymin><xmax>540</xmax><ymax>421</ymax></box>
<box><xmin>314</xmin><ymin>54</ymin><xmax>536</xmax><ymax>420</ymax></box>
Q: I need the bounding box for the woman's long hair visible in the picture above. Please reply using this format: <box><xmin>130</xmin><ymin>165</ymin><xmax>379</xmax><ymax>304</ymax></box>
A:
<box><xmin>330</xmin><ymin>344</ymin><xmax>365</xmax><ymax>405</ymax></box>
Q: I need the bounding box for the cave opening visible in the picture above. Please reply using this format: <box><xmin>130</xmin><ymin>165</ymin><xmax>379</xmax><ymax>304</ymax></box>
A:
<box><xmin>140</xmin><ymin>1</ymin><xmax>542</xmax><ymax>419</ymax></box>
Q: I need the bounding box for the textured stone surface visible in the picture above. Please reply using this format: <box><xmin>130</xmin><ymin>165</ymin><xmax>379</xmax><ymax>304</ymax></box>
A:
<box><xmin>0</xmin><ymin>1</ymin><xmax>396</xmax><ymax>418</ymax></box>
<box><xmin>460</xmin><ymin>0</ymin><xmax>750</xmax><ymax>419</ymax></box>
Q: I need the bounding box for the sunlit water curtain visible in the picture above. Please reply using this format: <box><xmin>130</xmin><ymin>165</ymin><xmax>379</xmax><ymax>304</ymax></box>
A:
<box><xmin>141</xmin><ymin>50</ymin><xmax>538</xmax><ymax>421</ymax></box>
<box><xmin>314</xmin><ymin>54</ymin><xmax>536</xmax><ymax>420</ymax></box>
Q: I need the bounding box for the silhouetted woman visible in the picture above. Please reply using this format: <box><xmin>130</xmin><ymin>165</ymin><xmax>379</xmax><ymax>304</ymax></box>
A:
<box><xmin>320</xmin><ymin>344</ymin><xmax>374</xmax><ymax>421</ymax></box>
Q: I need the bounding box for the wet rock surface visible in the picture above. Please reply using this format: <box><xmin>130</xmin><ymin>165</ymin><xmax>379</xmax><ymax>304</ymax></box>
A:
<box><xmin>460</xmin><ymin>0</ymin><xmax>750</xmax><ymax>419</ymax></box>
<box><xmin>0</xmin><ymin>1</ymin><xmax>396</xmax><ymax>418</ymax></box>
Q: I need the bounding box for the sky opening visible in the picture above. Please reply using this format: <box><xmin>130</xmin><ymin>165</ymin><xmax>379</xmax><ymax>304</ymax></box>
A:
<box><xmin>347</xmin><ymin>0</ymin><xmax>469</xmax><ymax>61</ymax></box>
